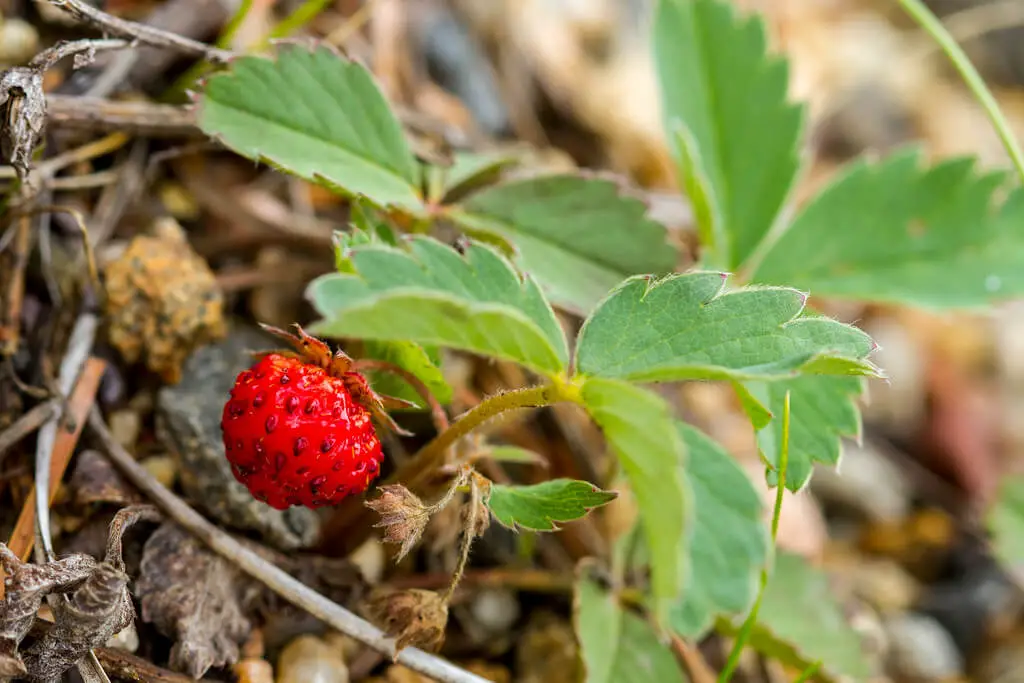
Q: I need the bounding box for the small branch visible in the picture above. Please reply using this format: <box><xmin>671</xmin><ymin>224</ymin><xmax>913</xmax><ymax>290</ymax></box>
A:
<box><xmin>0</xmin><ymin>398</ymin><xmax>59</xmax><ymax>466</ymax></box>
<box><xmin>29</xmin><ymin>39</ymin><xmax>132</xmax><ymax>72</ymax></box>
<box><xmin>87</xmin><ymin>407</ymin><xmax>490</xmax><ymax>683</ymax></box>
<box><xmin>46</xmin><ymin>0</ymin><xmax>232</xmax><ymax>63</ymax></box>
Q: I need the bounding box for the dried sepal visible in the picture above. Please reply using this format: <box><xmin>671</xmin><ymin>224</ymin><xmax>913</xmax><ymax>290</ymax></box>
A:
<box><xmin>257</xmin><ymin>322</ymin><xmax>413</xmax><ymax>437</ymax></box>
<box><xmin>367</xmin><ymin>589</ymin><xmax>448</xmax><ymax>656</ymax></box>
<box><xmin>365</xmin><ymin>485</ymin><xmax>431</xmax><ymax>562</ymax></box>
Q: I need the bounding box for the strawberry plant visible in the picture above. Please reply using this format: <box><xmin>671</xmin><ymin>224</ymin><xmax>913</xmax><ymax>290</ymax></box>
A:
<box><xmin>193</xmin><ymin>0</ymin><xmax>1024</xmax><ymax>679</ymax></box>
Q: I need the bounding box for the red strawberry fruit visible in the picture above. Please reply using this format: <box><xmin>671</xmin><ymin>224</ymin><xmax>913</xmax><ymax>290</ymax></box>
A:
<box><xmin>221</xmin><ymin>324</ymin><xmax>404</xmax><ymax>510</ymax></box>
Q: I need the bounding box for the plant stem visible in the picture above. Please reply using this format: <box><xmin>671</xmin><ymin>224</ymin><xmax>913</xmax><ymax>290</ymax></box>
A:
<box><xmin>269</xmin><ymin>0</ymin><xmax>333</xmax><ymax>39</ymax></box>
<box><xmin>396</xmin><ymin>382</ymin><xmax>576</xmax><ymax>493</ymax></box>
<box><xmin>793</xmin><ymin>661</ymin><xmax>821</xmax><ymax>683</ymax></box>
<box><xmin>718</xmin><ymin>391</ymin><xmax>791</xmax><ymax>683</ymax></box>
<box><xmin>897</xmin><ymin>0</ymin><xmax>1024</xmax><ymax>184</ymax></box>
<box><xmin>441</xmin><ymin>475</ymin><xmax>483</xmax><ymax>603</ymax></box>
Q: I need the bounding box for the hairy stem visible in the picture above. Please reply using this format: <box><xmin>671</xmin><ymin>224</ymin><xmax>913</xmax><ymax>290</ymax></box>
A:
<box><xmin>394</xmin><ymin>381</ymin><xmax>578</xmax><ymax>494</ymax></box>
<box><xmin>441</xmin><ymin>475</ymin><xmax>483</xmax><ymax>604</ymax></box>
<box><xmin>897</xmin><ymin>0</ymin><xmax>1024</xmax><ymax>183</ymax></box>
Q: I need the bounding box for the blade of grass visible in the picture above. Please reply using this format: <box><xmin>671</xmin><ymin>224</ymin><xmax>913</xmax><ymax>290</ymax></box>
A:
<box><xmin>896</xmin><ymin>0</ymin><xmax>1024</xmax><ymax>184</ymax></box>
<box><xmin>792</xmin><ymin>661</ymin><xmax>822</xmax><ymax>683</ymax></box>
<box><xmin>718</xmin><ymin>391</ymin><xmax>791</xmax><ymax>683</ymax></box>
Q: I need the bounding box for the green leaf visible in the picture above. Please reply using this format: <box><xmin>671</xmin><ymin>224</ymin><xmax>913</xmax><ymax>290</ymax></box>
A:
<box><xmin>306</xmin><ymin>235</ymin><xmax>570</xmax><ymax>376</ymax></box>
<box><xmin>485</xmin><ymin>445</ymin><xmax>548</xmax><ymax>467</ymax></box>
<box><xmin>581</xmin><ymin>377</ymin><xmax>690</xmax><ymax>617</ymax></box>
<box><xmin>653</xmin><ymin>0</ymin><xmax>804</xmax><ymax>269</ymax></box>
<box><xmin>575</xmin><ymin>272</ymin><xmax>880</xmax><ymax>383</ymax></box>
<box><xmin>196</xmin><ymin>44</ymin><xmax>423</xmax><ymax>211</ymax></box>
<box><xmin>485</xmin><ymin>479</ymin><xmax>617</xmax><ymax>531</ymax></box>
<box><xmin>350</xmin><ymin>197</ymin><xmax>400</xmax><ymax>245</ymax></box>
<box><xmin>743</xmin><ymin>376</ymin><xmax>864</xmax><ymax>491</ymax></box>
<box><xmin>750</xmin><ymin>149</ymin><xmax>1024</xmax><ymax>308</ymax></box>
<box><xmin>441</xmin><ymin>150</ymin><xmax>521</xmax><ymax>201</ymax></box>
<box><xmin>672</xmin><ymin>423</ymin><xmax>768</xmax><ymax>637</ymax></box>
<box><xmin>988</xmin><ymin>475</ymin><xmax>1024</xmax><ymax>574</ymax></box>
<box><xmin>575</xmin><ymin>568</ymin><xmax>688</xmax><ymax>683</ymax></box>
<box><xmin>718</xmin><ymin>552</ymin><xmax>872</xmax><ymax>682</ymax></box>
<box><xmin>450</xmin><ymin>175</ymin><xmax>678</xmax><ymax>315</ymax></box>
<box><xmin>359</xmin><ymin>340</ymin><xmax>452</xmax><ymax>408</ymax></box>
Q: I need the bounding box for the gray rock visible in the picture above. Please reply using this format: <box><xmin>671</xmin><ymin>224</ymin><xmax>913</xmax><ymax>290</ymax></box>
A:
<box><xmin>885</xmin><ymin>612</ymin><xmax>963</xmax><ymax>681</ymax></box>
<box><xmin>156</xmin><ymin>325</ymin><xmax>320</xmax><ymax>550</ymax></box>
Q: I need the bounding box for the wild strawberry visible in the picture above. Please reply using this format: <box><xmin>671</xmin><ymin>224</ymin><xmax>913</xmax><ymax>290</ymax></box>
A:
<box><xmin>220</xmin><ymin>324</ymin><xmax>406</xmax><ymax>510</ymax></box>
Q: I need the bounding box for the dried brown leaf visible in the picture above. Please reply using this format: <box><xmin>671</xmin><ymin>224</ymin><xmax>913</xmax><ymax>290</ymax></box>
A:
<box><xmin>0</xmin><ymin>505</ymin><xmax>159</xmax><ymax>680</ymax></box>
<box><xmin>69</xmin><ymin>449</ymin><xmax>143</xmax><ymax>506</ymax></box>
<box><xmin>136</xmin><ymin>522</ymin><xmax>254</xmax><ymax>678</ymax></box>
<box><xmin>367</xmin><ymin>589</ymin><xmax>449</xmax><ymax>656</ymax></box>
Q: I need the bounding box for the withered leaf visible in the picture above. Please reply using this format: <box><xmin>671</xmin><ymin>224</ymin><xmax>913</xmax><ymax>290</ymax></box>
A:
<box><xmin>136</xmin><ymin>521</ymin><xmax>367</xmax><ymax>677</ymax></box>
<box><xmin>69</xmin><ymin>449</ymin><xmax>144</xmax><ymax>506</ymax></box>
<box><xmin>0</xmin><ymin>544</ymin><xmax>96</xmax><ymax>677</ymax></box>
<box><xmin>136</xmin><ymin>522</ymin><xmax>255</xmax><ymax>679</ymax></box>
<box><xmin>0</xmin><ymin>505</ymin><xmax>159</xmax><ymax>681</ymax></box>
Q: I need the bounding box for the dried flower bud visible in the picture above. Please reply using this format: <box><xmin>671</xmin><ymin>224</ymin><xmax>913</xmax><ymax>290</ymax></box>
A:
<box><xmin>365</xmin><ymin>485</ymin><xmax>431</xmax><ymax>562</ymax></box>
<box><xmin>367</xmin><ymin>589</ymin><xmax>448</xmax><ymax>656</ymax></box>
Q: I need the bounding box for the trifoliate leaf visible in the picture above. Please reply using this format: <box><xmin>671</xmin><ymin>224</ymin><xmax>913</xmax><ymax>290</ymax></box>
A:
<box><xmin>359</xmin><ymin>340</ymin><xmax>452</xmax><ymax>408</ymax></box>
<box><xmin>718</xmin><ymin>552</ymin><xmax>872</xmax><ymax>682</ymax></box>
<box><xmin>307</xmin><ymin>236</ymin><xmax>570</xmax><ymax>377</ymax></box>
<box><xmin>575</xmin><ymin>567</ymin><xmax>688</xmax><ymax>683</ymax></box>
<box><xmin>450</xmin><ymin>175</ymin><xmax>678</xmax><ymax>315</ymax></box>
<box><xmin>485</xmin><ymin>479</ymin><xmax>617</xmax><ymax>532</ymax></box>
<box><xmin>988</xmin><ymin>475</ymin><xmax>1024</xmax><ymax>576</ymax></box>
<box><xmin>672</xmin><ymin>423</ymin><xmax>768</xmax><ymax>638</ymax></box>
<box><xmin>196</xmin><ymin>44</ymin><xmax>423</xmax><ymax>211</ymax></box>
<box><xmin>653</xmin><ymin>0</ymin><xmax>804</xmax><ymax>269</ymax></box>
<box><xmin>575</xmin><ymin>272</ymin><xmax>880</xmax><ymax>383</ymax></box>
<box><xmin>581</xmin><ymin>377</ymin><xmax>690</xmax><ymax>618</ymax></box>
<box><xmin>750</xmin><ymin>150</ymin><xmax>1024</xmax><ymax>308</ymax></box>
<box><xmin>743</xmin><ymin>376</ymin><xmax>864</xmax><ymax>491</ymax></box>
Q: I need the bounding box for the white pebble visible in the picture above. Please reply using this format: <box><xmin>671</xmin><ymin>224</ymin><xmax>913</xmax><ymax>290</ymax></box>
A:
<box><xmin>885</xmin><ymin>613</ymin><xmax>963</xmax><ymax>680</ymax></box>
<box><xmin>470</xmin><ymin>588</ymin><xmax>520</xmax><ymax>634</ymax></box>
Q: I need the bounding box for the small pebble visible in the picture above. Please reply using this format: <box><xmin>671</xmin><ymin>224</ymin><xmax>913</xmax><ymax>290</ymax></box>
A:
<box><xmin>108</xmin><ymin>410</ymin><xmax>142</xmax><ymax>450</ymax></box>
<box><xmin>349</xmin><ymin>538</ymin><xmax>385</xmax><ymax>584</ymax></box>
<box><xmin>860</xmin><ymin>315</ymin><xmax>926</xmax><ymax>437</ymax></box>
<box><xmin>275</xmin><ymin>635</ymin><xmax>348</xmax><ymax>683</ymax></box>
<box><xmin>470</xmin><ymin>588</ymin><xmax>520</xmax><ymax>634</ymax></box>
<box><xmin>848</xmin><ymin>559</ymin><xmax>920</xmax><ymax>614</ymax></box>
<box><xmin>886</xmin><ymin>613</ymin><xmax>964</xmax><ymax>681</ymax></box>
<box><xmin>810</xmin><ymin>439</ymin><xmax>911</xmax><ymax>523</ymax></box>
<box><xmin>141</xmin><ymin>455</ymin><xmax>178</xmax><ymax>489</ymax></box>
<box><xmin>0</xmin><ymin>18</ymin><xmax>40</xmax><ymax>64</ymax></box>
